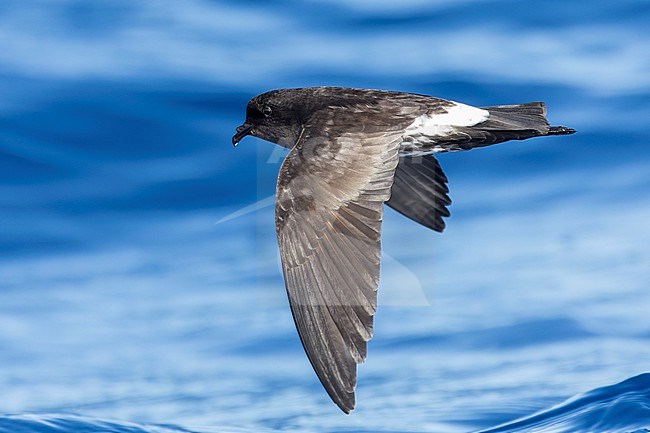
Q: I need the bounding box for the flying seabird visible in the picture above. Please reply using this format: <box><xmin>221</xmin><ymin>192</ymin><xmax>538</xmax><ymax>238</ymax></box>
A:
<box><xmin>232</xmin><ymin>86</ymin><xmax>575</xmax><ymax>413</ymax></box>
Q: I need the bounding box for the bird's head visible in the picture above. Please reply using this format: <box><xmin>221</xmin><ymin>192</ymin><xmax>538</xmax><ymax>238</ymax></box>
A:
<box><xmin>232</xmin><ymin>89</ymin><xmax>309</xmax><ymax>148</ymax></box>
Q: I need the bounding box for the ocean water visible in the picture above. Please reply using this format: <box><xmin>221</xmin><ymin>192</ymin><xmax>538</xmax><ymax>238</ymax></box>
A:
<box><xmin>1</xmin><ymin>1</ymin><xmax>649</xmax><ymax>432</ymax></box>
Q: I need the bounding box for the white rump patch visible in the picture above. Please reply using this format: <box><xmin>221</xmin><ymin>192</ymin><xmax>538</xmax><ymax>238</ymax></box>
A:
<box><xmin>404</xmin><ymin>102</ymin><xmax>489</xmax><ymax>138</ymax></box>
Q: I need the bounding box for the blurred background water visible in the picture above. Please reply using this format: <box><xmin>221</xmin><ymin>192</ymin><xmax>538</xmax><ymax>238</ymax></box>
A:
<box><xmin>1</xmin><ymin>1</ymin><xmax>649</xmax><ymax>432</ymax></box>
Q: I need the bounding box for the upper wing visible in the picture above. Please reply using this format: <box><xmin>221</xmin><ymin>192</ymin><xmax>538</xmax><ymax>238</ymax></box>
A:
<box><xmin>275</xmin><ymin>108</ymin><xmax>403</xmax><ymax>413</ymax></box>
<box><xmin>386</xmin><ymin>155</ymin><xmax>451</xmax><ymax>232</ymax></box>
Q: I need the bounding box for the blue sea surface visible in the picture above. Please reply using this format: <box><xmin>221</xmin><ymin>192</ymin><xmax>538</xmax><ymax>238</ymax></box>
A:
<box><xmin>1</xmin><ymin>1</ymin><xmax>649</xmax><ymax>432</ymax></box>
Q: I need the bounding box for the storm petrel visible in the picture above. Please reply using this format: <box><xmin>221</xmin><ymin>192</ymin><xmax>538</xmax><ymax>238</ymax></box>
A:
<box><xmin>232</xmin><ymin>86</ymin><xmax>575</xmax><ymax>413</ymax></box>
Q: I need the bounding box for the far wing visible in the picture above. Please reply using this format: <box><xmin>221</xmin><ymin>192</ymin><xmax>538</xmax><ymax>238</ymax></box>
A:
<box><xmin>387</xmin><ymin>155</ymin><xmax>451</xmax><ymax>232</ymax></box>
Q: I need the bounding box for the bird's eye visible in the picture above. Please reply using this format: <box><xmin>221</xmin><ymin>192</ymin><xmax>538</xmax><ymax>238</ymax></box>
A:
<box><xmin>262</xmin><ymin>106</ymin><xmax>272</xmax><ymax>117</ymax></box>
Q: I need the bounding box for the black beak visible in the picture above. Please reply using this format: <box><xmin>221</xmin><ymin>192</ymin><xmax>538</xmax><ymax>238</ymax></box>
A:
<box><xmin>232</xmin><ymin>124</ymin><xmax>253</xmax><ymax>147</ymax></box>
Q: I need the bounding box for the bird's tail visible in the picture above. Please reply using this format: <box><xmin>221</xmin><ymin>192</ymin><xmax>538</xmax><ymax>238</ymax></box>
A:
<box><xmin>480</xmin><ymin>102</ymin><xmax>576</xmax><ymax>137</ymax></box>
<box><xmin>415</xmin><ymin>102</ymin><xmax>575</xmax><ymax>153</ymax></box>
<box><xmin>430</xmin><ymin>102</ymin><xmax>575</xmax><ymax>152</ymax></box>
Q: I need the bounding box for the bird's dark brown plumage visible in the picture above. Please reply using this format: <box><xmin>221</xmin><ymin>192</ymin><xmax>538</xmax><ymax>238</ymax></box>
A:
<box><xmin>232</xmin><ymin>86</ymin><xmax>575</xmax><ymax>413</ymax></box>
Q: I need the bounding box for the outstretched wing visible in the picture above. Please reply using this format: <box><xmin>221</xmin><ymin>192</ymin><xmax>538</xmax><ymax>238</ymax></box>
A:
<box><xmin>275</xmin><ymin>108</ymin><xmax>403</xmax><ymax>413</ymax></box>
<box><xmin>387</xmin><ymin>155</ymin><xmax>451</xmax><ymax>232</ymax></box>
